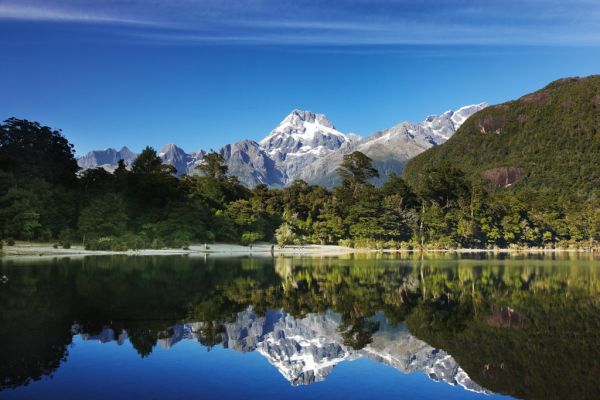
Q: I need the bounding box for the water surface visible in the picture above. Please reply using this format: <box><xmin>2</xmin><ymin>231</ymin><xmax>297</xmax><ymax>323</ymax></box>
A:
<box><xmin>1</xmin><ymin>253</ymin><xmax>599</xmax><ymax>399</ymax></box>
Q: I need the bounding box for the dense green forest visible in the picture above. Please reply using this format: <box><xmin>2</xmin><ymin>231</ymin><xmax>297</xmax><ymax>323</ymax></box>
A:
<box><xmin>404</xmin><ymin>76</ymin><xmax>600</xmax><ymax>201</ymax></box>
<box><xmin>0</xmin><ymin>110</ymin><xmax>598</xmax><ymax>250</ymax></box>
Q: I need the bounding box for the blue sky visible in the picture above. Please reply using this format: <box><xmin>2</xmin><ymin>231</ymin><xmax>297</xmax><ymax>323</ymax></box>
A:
<box><xmin>1</xmin><ymin>0</ymin><xmax>600</xmax><ymax>155</ymax></box>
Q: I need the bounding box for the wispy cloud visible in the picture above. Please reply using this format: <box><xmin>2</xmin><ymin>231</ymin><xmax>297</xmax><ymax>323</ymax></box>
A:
<box><xmin>0</xmin><ymin>2</ymin><xmax>149</xmax><ymax>25</ymax></box>
<box><xmin>1</xmin><ymin>0</ymin><xmax>600</xmax><ymax>46</ymax></box>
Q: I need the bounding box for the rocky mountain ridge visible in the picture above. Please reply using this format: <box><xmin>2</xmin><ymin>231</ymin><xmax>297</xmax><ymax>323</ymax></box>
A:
<box><xmin>77</xmin><ymin>103</ymin><xmax>487</xmax><ymax>187</ymax></box>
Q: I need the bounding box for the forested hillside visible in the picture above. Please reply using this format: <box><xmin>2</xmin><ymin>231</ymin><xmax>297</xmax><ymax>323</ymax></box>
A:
<box><xmin>403</xmin><ymin>76</ymin><xmax>600</xmax><ymax>202</ymax></box>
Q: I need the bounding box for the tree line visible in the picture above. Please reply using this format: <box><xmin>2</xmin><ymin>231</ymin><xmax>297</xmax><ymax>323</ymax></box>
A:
<box><xmin>0</xmin><ymin>118</ymin><xmax>598</xmax><ymax>250</ymax></box>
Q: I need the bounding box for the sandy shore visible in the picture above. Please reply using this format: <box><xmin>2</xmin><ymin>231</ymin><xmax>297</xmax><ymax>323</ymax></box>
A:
<box><xmin>0</xmin><ymin>242</ymin><xmax>358</xmax><ymax>260</ymax></box>
<box><xmin>1</xmin><ymin>241</ymin><xmax>596</xmax><ymax>261</ymax></box>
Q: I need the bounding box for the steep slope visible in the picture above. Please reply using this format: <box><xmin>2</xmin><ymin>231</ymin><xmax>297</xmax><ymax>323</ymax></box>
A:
<box><xmin>403</xmin><ymin>76</ymin><xmax>600</xmax><ymax>199</ymax></box>
<box><xmin>219</xmin><ymin>140</ymin><xmax>285</xmax><ymax>187</ymax></box>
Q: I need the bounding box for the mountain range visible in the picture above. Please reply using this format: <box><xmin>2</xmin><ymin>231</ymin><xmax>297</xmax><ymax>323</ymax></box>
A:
<box><xmin>77</xmin><ymin>103</ymin><xmax>487</xmax><ymax>187</ymax></box>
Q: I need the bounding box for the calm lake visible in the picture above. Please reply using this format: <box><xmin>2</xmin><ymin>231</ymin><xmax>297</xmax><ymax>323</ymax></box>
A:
<box><xmin>1</xmin><ymin>253</ymin><xmax>599</xmax><ymax>399</ymax></box>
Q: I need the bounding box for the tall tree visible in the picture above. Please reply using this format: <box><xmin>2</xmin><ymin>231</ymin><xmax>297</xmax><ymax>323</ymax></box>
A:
<box><xmin>128</xmin><ymin>147</ymin><xmax>179</xmax><ymax>224</ymax></box>
<box><xmin>78</xmin><ymin>193</ymin><xmax>129</xmax><ymax>240</ymax></box>
<box><xmin>336</xmin><ymin>151</ymin><xmax>379</xmax><ymax>188</ymax></box>
<box><xmin>132</xmin><ymin>146</ymin><xmax>176</xmax><ymax>176</ymax></box>
<box><xmin>196</xmin><ymin>152</ymin><xmax>228</xmax><ymax>180</ymax></box>
<box><xmin>413</xmin><ymin>162</ymin><xmax>471</xmax><ymax>208</ymax></box>
<box><xmin>0</xmin><ymin>118</ymin><xmax>78</xmax><ymax>186</ymax></box>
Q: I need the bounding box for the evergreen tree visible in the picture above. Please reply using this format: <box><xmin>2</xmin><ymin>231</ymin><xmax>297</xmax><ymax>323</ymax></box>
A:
<box><xmin>336</xmin><ymin>151</ymin><xmax>379</xmax><ymax>188</ymax></box>
<box><xmin>78</xmin><ymin>193</ymin><xmax>129</xmax><ymax>240</ymax></box>
<box><xmin>196</xmin><ymin>152</ymin><xmax>228</xmax><ymax>180</ymax></box>
<box><xmin>0</xmin><ymin>118</ymin><xmax>78</xmax><ymax>186</ymax></box>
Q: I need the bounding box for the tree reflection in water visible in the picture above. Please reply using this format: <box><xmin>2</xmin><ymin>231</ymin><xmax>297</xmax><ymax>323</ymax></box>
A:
<box><xmin>1</xmin><ymin>253</ymin><xmax>599</xmax><ymax>399</ymax></box>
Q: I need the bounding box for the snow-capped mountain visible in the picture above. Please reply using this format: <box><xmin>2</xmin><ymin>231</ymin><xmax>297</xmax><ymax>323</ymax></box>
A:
<box><xmin>259</xmin><ymin>110</ymin><xmax>359</xmax><ymax>185</ymax></box>
<box><xmin>77</xmin><ymin>103</ymin><xmax>487</xmax><ymax>187</ymax></box>
<box><xmin>260</xmin><ymin>110</ymin><xmax>353</xmax><ymax>155</ymax></box>
<box><xmin>75</xmin><ymin>308</ymin><xmax>488</xmax><ymax>393</ymax></box>
<box><xmin>422</xmin><ymin>103</ymin><xmax>489</xmax><ymax>142</ymax></box>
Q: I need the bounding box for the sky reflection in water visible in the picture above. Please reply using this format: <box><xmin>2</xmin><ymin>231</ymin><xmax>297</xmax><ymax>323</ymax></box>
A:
<box><xmin>1</xmin><ymin>253</ymin><xmax>599</xmax><ymax>399</ymax></box>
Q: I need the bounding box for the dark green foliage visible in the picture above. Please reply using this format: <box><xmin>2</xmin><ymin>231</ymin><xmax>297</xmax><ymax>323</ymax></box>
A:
<box><xmin>196</xmin><ymin>151</ymin><xmax>228</xmax><ymax>179</ymax></box>
<box><xmin>132</xmin><ymin>146</ymin><xmax>176</xmax><ymax>176</ymax></box>
<box><xmin>404</xmin><ymin>76</ymin><xmax>600</xmax><ymax>202</ymax></box>
<box><xmin>78</xmin><ymin>193</ymin><xmax>129</xmax><ymax>240</ymax></box>
<box><xmin>0</xmin><ymin>185</ymin><xmax>41</xmax><ymax>240</ymax></box>
<box><xmin>127</xmin><ymin>147</ymin><xmax>180</xmax><ymax>224</ymax></box>
<box><xmin>0</xmin><ymin>118</ymin><xmax>79</xmax><ymax>186</ymax></box>
<box><xmin>337</xmin><ymin>151</ymin><xmax>379</xmax><ymax>187</ymax></box>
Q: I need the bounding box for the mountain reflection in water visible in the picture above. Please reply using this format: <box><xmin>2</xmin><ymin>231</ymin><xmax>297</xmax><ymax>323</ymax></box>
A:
<box><xmin>74</xmin><ymin>309</ymin><xmax>484</xmax><ymax>391</ymax></box>
<box><xmin>1</xmin><ymin>253</ymin><xmax>599</xmax><ymax>400</ymax></box>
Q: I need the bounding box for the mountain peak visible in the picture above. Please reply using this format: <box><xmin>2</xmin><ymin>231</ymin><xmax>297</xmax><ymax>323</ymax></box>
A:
<box><xmin>159</xmin><ymin>143</ymin><xmax>182</xmax><ymax>153</ymax></box>
<box><xmin>259</xmin><ymin>109</ymin><xmax>347</xmax><ymax>152</ymax></box>
<box><xmin>279</xmin><ymin>109</ymin><xmax>336</xmax><ymax>130</ymax></box>
<box><xmin>118</xmin><ymin>146</ymin><xmax>135</xmax><ymax>156</ymax></box>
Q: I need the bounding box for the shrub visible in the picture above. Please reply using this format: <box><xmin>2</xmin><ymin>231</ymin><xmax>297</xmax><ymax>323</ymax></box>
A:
<box><xmin>110</xmin><ymin>243</ymin><xmax>128</xmax><ymax>252</ymax></box>
<box><xmin>152</xmin><ymin>238</ymin><xmax>165</xmax><ymax>249</ymax></box>
<box><xmin>275</xmin><ymin>224</ymin><xmax>296</xmax><ymax>248</ymax></box>
<box><xmin>169</xmin><ymin>229</ymin><xmax>193</xmax><ymax>246</ymax></box>
<box><xmin>40</xmin><ymin>229</ymin><xmax>53</xmax><ymax>242</ymax></box>
<box><xmin>85</xmin><ymin>237</ymin><xmax>118</xmax><ymax>251</ymax></box>
<box><xmin>295</xmin><ymin>235</ymin><xmax>309</xmax><ymax>246</ymax></box>
<box><xmin>121</xmin><ymin>233</ymin><xmax>147</xmax><ymax>250</ymax></box>
<box><xmin>61</xmin><ymin>241</ymin><xmax>71</xmax><ymax>249</ymax></box>
<box><xmin>399</xmin><ymin>242</ymin><xmax>412</xmax><ymax>251</ymax></box>
<box><xmin>338</xmin><ymin>239</ymin><xmax>354</xmax><ymax>248</ymax></box>
<box><xmin>205</xmin><ymin>230</ymin><xmax>215</xmax><ymax>242</ymax></box>
<box><xmin>6</xmin><ymin>238</ymin><xmax>15</xmax><ymax>246</ymax></box>
<box><xmin>241</xmin><ymin>231</ymin><xmax>264</xmax><ymax>246</ymax></box>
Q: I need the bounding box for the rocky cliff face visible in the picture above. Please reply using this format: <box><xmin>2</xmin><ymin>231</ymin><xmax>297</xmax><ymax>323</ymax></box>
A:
<box><xmin>77</xmin><ymin>104</ymin><xmax>487</xmax><ymax>187</ymax></box>
<box><xmin>219</xmin><ymin>140</ymin><xmax>285</xmax><ymax>187</ymax></box>
<box><xmin>77</xmin><ymin>146</ymin><xmax>137</xmax><ymax>171</ymax></box>
<box><xmin>158</xmin><ymin>144</ymin><xmax>204</xmax><ymax>176</ymax></box>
